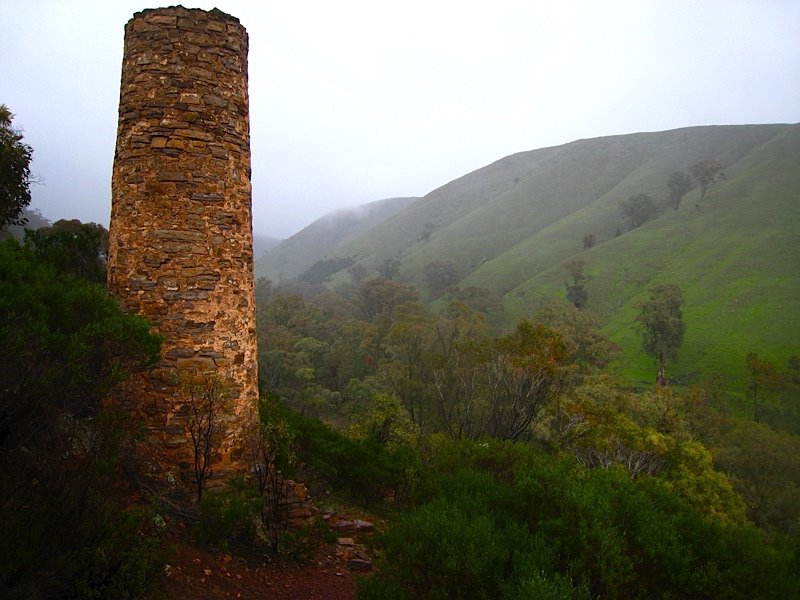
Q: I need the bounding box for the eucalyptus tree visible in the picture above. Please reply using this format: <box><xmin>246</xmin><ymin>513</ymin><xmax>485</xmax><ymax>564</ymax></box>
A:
<box><xmin>635</xmin><ymin>284</ymin><xmax>685</xmax><ymax>386</ymax></box>
<box><xmin>0</xmin><ymin>105</ymin><xmax>33</xmax><ymax>230</ymax></box>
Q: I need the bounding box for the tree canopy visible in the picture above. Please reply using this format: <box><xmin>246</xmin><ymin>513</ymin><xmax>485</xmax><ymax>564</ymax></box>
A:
<box><xmin>23</xmin><ymin>219</ymin><xmax>108</xmax><ymax>283</ymax></box>
<box><xmin>667</xmin><ymin>170</ymin><xmax>693</xmax><ymax>210</ymax></box>
<box><xmin>564</xmin><ymin>259</ymin><xmax>590</xmax><ymax>309</ymax></box>
<box><xmin>692</xmin><ymin>158</ymin><xmax>723</xmax><ymax>200</ymax></box>
<box><xmin>619</xmin><ymin>193</ymin><xmax>658</xmax><ymax>230</ymax></box>
<box><xmin>634</xmin><ymin>284</ymin><xmax>685</xmax><ymax>385</ymax></box>
<box><xmin>424</xmin><ymin>260</ymin><xmax>459</xmax><ymax>298</ymax></box>
<box><xmin>0</xmin><ymin>105</ymin><xmax>34</xmax><ymax>230</ymax></box>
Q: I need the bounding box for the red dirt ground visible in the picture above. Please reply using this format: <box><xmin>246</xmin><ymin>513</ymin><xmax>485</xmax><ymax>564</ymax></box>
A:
<box><xmin>149</xmin><ymin>520</ymin><xmax>373</xmax><ymax>599</ymax></box>
<box><xmin>157</xmin><ymin>544</ymin><xmax>357</xmax><ymax>600</ymax></box>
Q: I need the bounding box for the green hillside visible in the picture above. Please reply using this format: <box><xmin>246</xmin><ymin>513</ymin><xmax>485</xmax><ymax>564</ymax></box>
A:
<box><xmin>0</xmin><ymin>207</ymin><xmax>51</xmax><ymax>241</ymax></box>
<box><xmin>252</xmin><ymin>233</ymin><xmax>281</xmax><ymax>259</ymax></box>
<box><xmin>255</xmin><ymin>196</ymin><xmax>417</xmax><ymax>281</ymax></box>
<box><xmin>268</xmin><ymin>124</ymin><xmax>799</xmax><ymax>389</ymax></box>
<box><xmin>334</xmin><ymin>125</ymin><xmax>787</xmax><ymax>287</ymax></box>
<box><xmin>500</xmin><ymin>126</ymin><xmax>799</xmax><ymax>389</ymax></box>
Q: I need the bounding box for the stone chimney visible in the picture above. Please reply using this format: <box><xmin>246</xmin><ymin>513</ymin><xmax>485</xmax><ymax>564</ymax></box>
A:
<box><xmin>107</xmin><ymin>6</ymin><xmax>258</xmax><ymax>486</ymax></box>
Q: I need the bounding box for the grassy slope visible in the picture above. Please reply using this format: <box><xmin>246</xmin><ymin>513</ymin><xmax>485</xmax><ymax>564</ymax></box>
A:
<box><xmin>255</xmin><ymin>196</ymin><xmax>418</xmax><ymax>281</ymax></box>
<box><xmin>502</xmin><ymin>125</ymin><xmax>800</xmax><ymax>389</ymax></box>
<box><xmin>331</xmin><ymin>148</ymin><xmax>564</xmax><ymax>276</ymax></box>
<box><xmin>332</xmin><ymin>126</ymin><xmax>786</xmax><ymax>297</ymax></box>
<box><xmin>253</xmin><ymin>233</ymin><xmax>281</xmax><ymax>260</ymax></box>
<box><xmin>459</xmin><ymin>125</ymin><xmax>788</xmax><ymax>295</ymax></box>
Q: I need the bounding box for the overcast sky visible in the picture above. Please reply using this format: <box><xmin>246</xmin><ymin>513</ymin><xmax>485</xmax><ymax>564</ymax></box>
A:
<box><xmin>2</xmin><ymin>1</ymin><xmax>799</xmax><ymax>239</ymax></box>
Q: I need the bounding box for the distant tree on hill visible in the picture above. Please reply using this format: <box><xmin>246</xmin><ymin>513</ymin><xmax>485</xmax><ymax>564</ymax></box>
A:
<box><xmin>534</xmin><ymin>301</ymin><xmax>621</xmax><ymax>371</ymax></box>
<box><xmin>424</xmin><ymin>260</ymin><xmax>459</xmax><ymax>297</ymax></box>
<box><xmin>347</xmin><ymin>263</ymin><xmax>367</xmax><ymax>284</ymax></box>
<box><xmin>378</xmin><ymin>258</ymin><xmax>401</xmax><ymax>280</ymax></box>
<box><xmin>0</xmin><ymin>105</ymin><xmax>34</xmax><ymax>230</ymax></box>
<box><xmin>582</xmin><ymin>233</ymin><xmax>596</xmax><ymax>250</ymax></box>
<box><xmin>619</xmin><ymin>193</ymin><xmax>657</xmax><ymax>230</ymax></box>
<box><xmin>635</xmin><ymin>284</ymin><xmax>685</xmax><ymax>386</ymax></box>
<box><xmin>667</xmin><ymin>170</ymin><xmax>693</xmax><ymax>210</ymax></box>
<box><xmin>564</xmin><ymin>259</ymin><xmax>590</xmax><ymax>309</ymax></box>
<box><xmin>354</xmin><ymin>277</ymin><xmax>418</xmax><ymax>322</ymax></box>
<box><xmin>745</xmin><ymin>352</ymin><xmax>778</xmax><ymax>422</ymax></box>
<box><xmin>298</xmin><ymin>256</ymin><xmax>354</xmax><ymax>284</ymax></box>
<box><xmin>691</xmin><ymin>158</ymin><xmax>724</xmax><ymax>200</ymax></box>
<box><xmin>449</xmin><ymin>286</ymin><xmax>502</xmax><ymax>315</ymax></box>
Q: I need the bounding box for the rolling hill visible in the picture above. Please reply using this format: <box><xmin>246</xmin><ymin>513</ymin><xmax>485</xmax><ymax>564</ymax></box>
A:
<box><xmin>0</xmin><ymin>207</ymin><xmax>51</xmax><ymax>241</ymax></box>
<box><xmin>253</xmin><ymin>233</ymin><xmax>281</xmax><ymax>260</ymax></box>
<box><xmin>255</xmin><ymin>196</ymin><xmax>418</xmax><ymax>281</ymax></box>
<box><xmin>259</xmin><ymin>124</ymin><xmax>800</xmax><ymax>389</ymax></box>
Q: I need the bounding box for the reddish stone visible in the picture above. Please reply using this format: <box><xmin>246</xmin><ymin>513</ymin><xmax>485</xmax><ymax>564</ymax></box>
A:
<box><xmin>108</xmin><ymin>7</ymin><xmax>257</xmax><ymax>489</ymax></box>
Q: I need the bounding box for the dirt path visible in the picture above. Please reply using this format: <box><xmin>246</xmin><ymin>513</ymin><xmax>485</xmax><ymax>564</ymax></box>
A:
<box><xmin>151</xmin><ymin>514</ymin><xmax>378</xmax><ymax>599</ymax></box>
<box><xmin>158</xmin><ymin>543</ymin><xmax>357</xmax><ymax>600</ymax></box>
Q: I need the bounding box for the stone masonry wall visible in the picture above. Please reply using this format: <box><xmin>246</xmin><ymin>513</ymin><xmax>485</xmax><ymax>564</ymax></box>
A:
<box><xmin>107</xmin><ymin>6</ymin><xmax>257</xmax><ymax>485</ymax></box>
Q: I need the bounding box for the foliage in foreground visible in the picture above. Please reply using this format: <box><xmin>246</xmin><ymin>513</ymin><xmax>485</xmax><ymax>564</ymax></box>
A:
<box><xmin>286</xmin><ymin>407</ymin><xmax>420</xmax><ymax>508</ymax></box>
<box><xmin>359</xmin><ymin>439</ymin><xmax>799</xmax><ymax>600</ymax></box>
<box><xmin>0</xmin><ymin>104</ymin><xmax>33</xmax><ymax>229</ymax></box>
<box><xmin>0</xmin><ymin>239</ymin><xmax>166</xmax><ymax>598</ymax></box>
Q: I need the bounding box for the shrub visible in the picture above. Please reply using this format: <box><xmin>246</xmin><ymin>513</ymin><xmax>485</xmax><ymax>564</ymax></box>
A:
<box><xmin>0</xmin><ymin>239</ymin><xmax>164</xmax><ymax>598</ymax></box>
<box><xmin>0</xmin><ymin>481</ymin><xmax>169</xmax><ymax>599</ymax></box>
<box><xmin>360</xmin><ymin>439</ymin><xmax>798</xmax><ymax>600</ymax></box>
<box><xmin>286</xmin><ymin>409</ymin><xmax>420</xmax><ymax>507</ymax></box>
<box><xmin>194</xmin><ymin>476</ymin><xmax>261</xmax><ymax>550</ymax></box>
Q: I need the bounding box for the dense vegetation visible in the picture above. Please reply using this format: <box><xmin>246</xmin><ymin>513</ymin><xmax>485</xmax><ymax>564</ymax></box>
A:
<box><xmin>248</xmin><ymin>272</ymin><xmax>800</xmax><ymax>597</ymax></box>
<box><xmin>360</xmin><ymin>440</ymin><xmax>797</xmax><ymax>600</ymax></box>
<box><xmin>0</xmin><ymin>237</ymin><xmax>167</xmax><ymax>598</ymax></box>
<box><xmin>1</xmin><ymin>107</ymin><xmax>175</xmax><ymax>597</ymax></box>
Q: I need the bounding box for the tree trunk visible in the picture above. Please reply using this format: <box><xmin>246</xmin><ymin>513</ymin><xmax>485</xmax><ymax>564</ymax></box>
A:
<box><xmin>656</xmin><ymin>352</ymin><xmax>668</xmax><ymax>386</ymax></box>
<box><xmin>752</xmin><ymin>382</ymin><xmax>760</xmax><ymax>421</ymax></box>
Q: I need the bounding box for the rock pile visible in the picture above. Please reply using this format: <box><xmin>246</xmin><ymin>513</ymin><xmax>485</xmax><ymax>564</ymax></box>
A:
<box><xmin>283</xmin><ymin>480</ymin><xmax>317</xmax><ymax>528</ymax></box>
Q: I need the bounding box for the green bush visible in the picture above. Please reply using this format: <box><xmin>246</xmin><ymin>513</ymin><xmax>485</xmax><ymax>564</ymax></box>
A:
<box><xmin>0</xmin><ymin>486</ymin><xmax>169</xmax><ymax>599</ymax></box>
<box><xmin>286</xmin><ymin>409</ymin><xmax>420</xmax><ymax>507</ymax></box>
<box><xmin>55</xmin><ymin>505</ymin><xmax>170</xmax><ymax>600</ymax></box>
<box><xmin>360</xmin><ymin>467</ymin><xmax>590</xmax><ymax>600</ymax></box>
<box><xmin>0</xmin><ymin>239</ymin><xmax>165</xmax><ymax>598</ymax></box>
<box><xmin>375</xmin><ymin>500</ymin><xmax>510</xmax><ymax>599</ymax></box>
<box><xmin>360</xmin><ymin>439</ymin><xmax>798</xmax><ymax>600</ymax></box>
<box><xmin>194</xmin><ymin>476</ymin><xmax>261</xmax><ymax>550</ymax></box>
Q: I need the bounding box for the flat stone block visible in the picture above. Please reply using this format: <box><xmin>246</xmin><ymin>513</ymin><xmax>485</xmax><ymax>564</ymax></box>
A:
<box><xmin>156</xmin><ymin>171</ymin><xmax>189</xmax><ymax>182</ymax></box>
<box><xmin>148</xmin><ymin>15</ymin><xmax>177</xmax><ymax>27</ymax></box>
